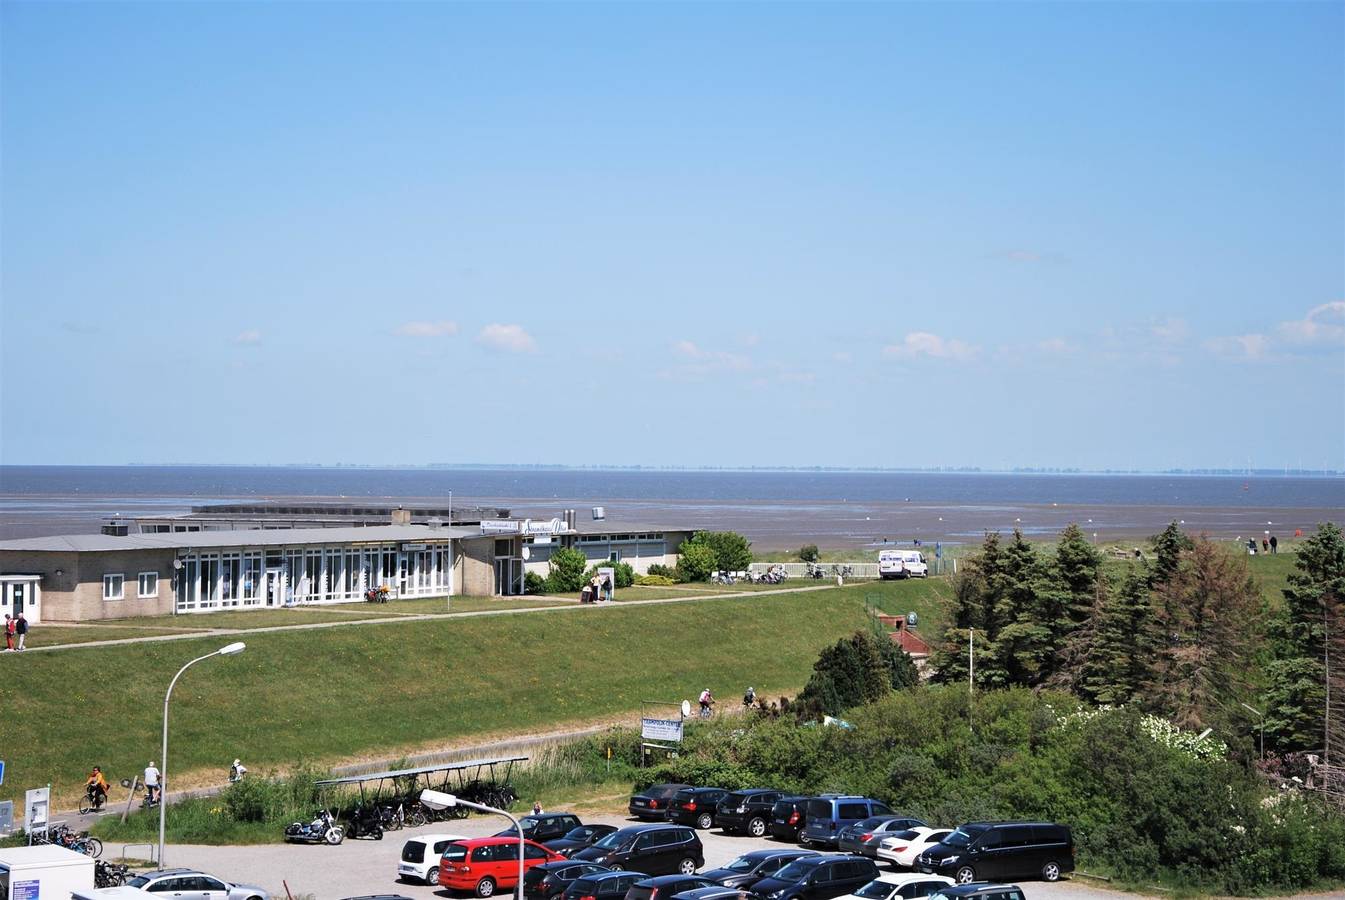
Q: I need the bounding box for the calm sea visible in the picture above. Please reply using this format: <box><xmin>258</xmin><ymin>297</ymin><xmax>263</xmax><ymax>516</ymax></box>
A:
<box><xmin>1</xmin><ymin>466</ymin><xmax>1341</xmax><ymax>547</ymax></box>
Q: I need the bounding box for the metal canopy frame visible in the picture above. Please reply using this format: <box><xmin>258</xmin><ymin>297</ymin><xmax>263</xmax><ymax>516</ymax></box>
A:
<box><xmin>312</xmin><ymin>755</ymin><xmax>527</xmax><ymax>804</ymax></box>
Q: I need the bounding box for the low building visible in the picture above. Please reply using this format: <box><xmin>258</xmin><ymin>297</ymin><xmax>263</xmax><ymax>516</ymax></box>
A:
<box><xmin>0</xmin><ymin>516</ymin><xmax>694</xmax><ymax>623</ymax></box>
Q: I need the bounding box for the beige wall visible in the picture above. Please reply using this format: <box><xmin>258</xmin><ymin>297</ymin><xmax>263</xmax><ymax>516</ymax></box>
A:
<box><xmin>0</xmin><ymin>548</ymin><xmax>177</xmax><ymax>621</ymax></box>
<box><xmin>458</xmin><ymin>538</ymin><xmax>497</xmax><ymax>597</ymax></box>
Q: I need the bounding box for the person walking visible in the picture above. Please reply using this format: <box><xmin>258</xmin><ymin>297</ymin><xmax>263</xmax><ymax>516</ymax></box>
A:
<box><xmin>601</xmin><ymin>572</ymin><xmax>613</xmax><ymax>602</ymax></box>
<box><xmin>1262</xmin><ymin>537</ymin><xmax>1269</xmax><ymax>553</ymax></box>
<box><xmin>3</xmin><ymin>615</ymin><xmax>13</xmax><ymax>651</ymax></box>
<box><xmin>14</xmin><ymin>613</ymin><xmax>27</xmax><ymax>650</ymax></box>
<box><xmin>1270</xmin><ymin>535</ymin><xmax>1279</xmax><ymax>554</ymax></box>
<box><xmin>532</xmin><ymin>800</ymin><xmax>543</xmax><ymax>815</ymax></box>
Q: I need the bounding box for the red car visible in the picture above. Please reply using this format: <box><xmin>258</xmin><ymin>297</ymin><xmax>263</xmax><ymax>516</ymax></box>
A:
<box><xmin>439</xmin><ymin>836</ymin><xmax>567</xmax><ymax>897</ymax></box>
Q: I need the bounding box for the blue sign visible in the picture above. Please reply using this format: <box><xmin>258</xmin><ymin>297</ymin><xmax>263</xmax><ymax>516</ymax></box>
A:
<box><xmin>14</xmin><ymin>879</ymin><xmax>39</xmax><ymax>900</ymax></box>
<box><xmin>0</xmin><ymin>759</ymin><xmax>5</xmax><ymax>785</ymax></box>
<box><xmin>934</xmin><ymin>543</ymin><xmax>942</xmax><ymax>559</ymax></box>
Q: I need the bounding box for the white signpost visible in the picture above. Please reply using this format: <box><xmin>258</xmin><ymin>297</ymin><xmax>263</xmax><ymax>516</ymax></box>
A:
<box><xmin>23</xmin><ymin>787</ymin><xmax>49</xmax><ymax>836</ymax></box>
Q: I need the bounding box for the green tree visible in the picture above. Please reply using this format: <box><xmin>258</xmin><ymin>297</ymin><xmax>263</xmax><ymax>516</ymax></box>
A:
<box><xmin>584</xmin><ymin>560</ymin><xmax>636</xmax><ymax>588</ymax></box>
<box><xmin>931</xmin><ymin>532</ymin><xmax>1011</xmax><ymax>688</ymax></box>
<box><xmin>545</xmin><ymin>547</ymin><xmax>589</xmax><ymax>593</ymax></box>
<box><xmin>1264</xmin><ymin>522</ymin><xmax>1345</xmax><ymax>751</ymax></box>
<box><xmin>1151</xmin><ymin>520</ymin><xmax>1194</xmax><ymax>587</ymax></box>
<box><xmin>683</xmin><ymin>531</ymin><xmax>754</xmax><ymax>573</ymax></box>
<box><xmin>1079</xmin><ymin>566</ymin><xmax>1157</xmax><ymax>705</ymax></box>
<box><xmin>676</xmin><ymin>541</ymin><xmax>718</xmax><ymax>582</ymax></box>
<box><xmin>1046</xmin><ymin>524</ymin><xmax>1106</xmax><ymax>690</ymax></box>
<box><xmin>995</xmin><ymin>530</ymin><xmax>1056</xmax><ymax>686</ymax></box>
<box><xmin>796</xmin><ymin>630</ymin><xmax>910</xmax><ymax>718</ymax></box>
<box><xmin>798</xmin><ymin>544</ymin><xmax>820</xmax><ymax>563</ymax></box>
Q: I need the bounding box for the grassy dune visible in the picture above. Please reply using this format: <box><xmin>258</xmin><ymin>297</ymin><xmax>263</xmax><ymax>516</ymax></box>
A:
<box><xmin>1</xmin><ymin>589</ymin><xmax>876</xmax><ymax>809</ymax></box>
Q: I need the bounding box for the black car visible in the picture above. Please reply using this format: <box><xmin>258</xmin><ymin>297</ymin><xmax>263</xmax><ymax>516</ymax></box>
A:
<box><xmin>498</xmin><ymin>813</ymin><xmax>585</xmax><ymax>844</ymax></box>
<box><xmin>916</xmin><ymin>822</ymin><xmax>1074</xmax><ymax>884</ymax></box>
<box><xmin>666</xmin><ymin>788</ymin><xmax>729</xmax><ymax>830</ymax></box>
<box><xmin>927</xmin><ymin>884</ymin><xmax>1026</xmax><ymax>900</ymax></box>
<box><xmin>573</xmin><ymin>824</ymin><xmax>705</xmax><ymax>876</ymax></box>
<box><xmin>837</xmin><ymin>817</ymin><xmax>927</xmax><ymax>857</ymax></box>
<box><xmin>669</xmin><ymin>888</ymin><xmax>742</xmax><ymax>900</ymax></box>
<box><xmin>624</xmin><ymin>874</ymin><xmax>717</xmax><ymax>900</ymax></box>
<box><xmin>750</xmin><ymin>854</ymin><xmax>880</xmax><ymax>900</ymax></box>
<box><xmin>715</xmin><ymin>789</ymin><xmax>789</xmax><ymax>837</ymax></box>
<box><xmin>768</xmin><ymin>796</ymin><xmax>812</xmax><ymax>843</ymax></box>
<box><xmin>548</xmin><ymin>824</ymin><xmax>621</xmax><ymax>858</ymax></box>
<box><xmin>526</xmin><ymin>862</ymin><xmax>613</xmax><ymax>900</ymax></box>
<box><xmin>564</xmin><ymin>871</ymin><xmax>650</xmax><ymax>900</ymax></box>
<box><xmin>701</xmin><ymin>850</ymin><xmax>818</xmax><ymax>890</ymax></box>
<box><xmin>630</xmin><ymin>784</ymin><xmax>692</xmax><ymax>821</ymax></box>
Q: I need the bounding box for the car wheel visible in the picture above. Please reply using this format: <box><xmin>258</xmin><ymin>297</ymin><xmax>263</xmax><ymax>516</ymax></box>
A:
<box><xmin>797</xmin><ymin>831</ymin><xmax>811</xmax><ymax>847</ymax></box>
<box><xmin>1042</xmin><ymin>861</ymin><xmax>1061</xmax><ymax>882</ymax></box>
<box><xmin>955</xmin><ymin>866</ymin><xmax>977</xmax><ymax>885</ymax></box>
<box><xmin>609</xmin><ymin>864</ymin><xmax>624</xmax><ymax>872</ymax></box>
<box><xmin>679</xmin><ymin>858</ymin><xmax>697</xmax><ymax>875</ymax></box>
<box><xmin>748</xmin><ymin>818</ymin><xmax>767</xmax><ymax>838</ymax></box>
<box><xmin>696</xmin><ymin>813</ymin><xmax>713</xmax><ymax>830</ymax></box>
<box><xmin>425</xmin><ymin>867</ymin><xmax>439</xmax><ymax>885</ymax></box>
<box><xmin>477</xmin><ymin>877</ymin><xmax>497</xmax><ymax>897</ymax></box>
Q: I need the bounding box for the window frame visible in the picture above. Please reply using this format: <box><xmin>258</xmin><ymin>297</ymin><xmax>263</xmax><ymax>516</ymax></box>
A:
<box><xmin>103</xmin><ymin>573</ymin><xmax>125</xmax><ymax>601</ymax></box>
<box><xmin>137</xmin><ymin>571</ymin><xmax>159</xmax><ymax>598</ymax></box>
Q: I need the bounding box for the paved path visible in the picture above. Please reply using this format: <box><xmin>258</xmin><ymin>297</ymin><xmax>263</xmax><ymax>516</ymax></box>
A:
<box><xmin>15</xmin><ymin>585</ymin><xmax>838</xmax><ymax>654</ymax></box>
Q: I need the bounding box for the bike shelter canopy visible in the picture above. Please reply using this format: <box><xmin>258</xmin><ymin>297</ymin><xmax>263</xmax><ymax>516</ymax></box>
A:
<box><xmin>313</xmin><ymin>755</ymin><xmax>527</xmax><ymax>802</ymax></box>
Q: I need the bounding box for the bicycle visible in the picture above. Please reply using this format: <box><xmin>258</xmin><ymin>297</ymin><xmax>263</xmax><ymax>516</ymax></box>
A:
<box><xmin>78</xmin><ymin>786</ymin><xmax>107</xmax><ymax>815</ymax></box>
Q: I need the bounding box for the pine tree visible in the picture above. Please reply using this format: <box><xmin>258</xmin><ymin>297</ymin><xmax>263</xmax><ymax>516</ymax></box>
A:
<box><xmin>1151</xmin><ymin>520</ymin><xmax>1194</xmax><ymax>588</ymax></box>
<box><xmin>1041</xmin><ymin>524</ymin><xmax>1105</xmax><ymax>689</ymax></box>
<box><xmin>1056</xmin><ymin>523</ymin><xmax>1103</xmax><ymax>627</ymax></box>
<box><xmin>931</xmin><ymin>532</ymin><xmax>1007</xmax><ymax>687</ymax></box>
<box><xmin>995</xmin><ymin>530</ymin><xmax>1053</xmax><ymax>686</ymax></box>
<box><xmin>1148</xmin><ymin>537</ymin><xmax>1260</xmax><ymax>731</ymax></box>
<box><xmin>1080</xmin><ymin>565</ymin><xmax>1157</xmax><ymax>705</ymax></box>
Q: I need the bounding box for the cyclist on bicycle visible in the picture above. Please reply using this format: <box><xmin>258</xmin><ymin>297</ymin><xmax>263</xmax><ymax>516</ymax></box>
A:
<box><xmin>698</xmin><ymin>688</ymin><xmax>715</xmax><ymax>718</ymax></box>
<box><xmin>85</xmin><ymin>767</ymin><xmax>109</xmax><ymax>808</ymax></box>
<box><xmin>743</xmin><ymin>686</ymin><xmax>756</xmax><ymax>708</ymax></box>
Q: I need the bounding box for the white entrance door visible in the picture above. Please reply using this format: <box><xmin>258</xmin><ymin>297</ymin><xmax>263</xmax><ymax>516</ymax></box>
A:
<box><xmin>265</xmin><ymin>570</ymin><xmax>284</xmax><ymax>607</ymax></box>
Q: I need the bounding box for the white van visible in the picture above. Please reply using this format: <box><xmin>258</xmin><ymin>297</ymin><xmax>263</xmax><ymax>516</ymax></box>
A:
<box><xmin>878</xmin><ymin>550</ymin><xmax>928</xmax><ymax>579</ymax></box>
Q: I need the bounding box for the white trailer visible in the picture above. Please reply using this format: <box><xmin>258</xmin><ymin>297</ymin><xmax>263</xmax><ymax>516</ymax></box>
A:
<box><xmin>0</xmin><ymin>844</ymin><xmax>94</xmax><ymax>899</ymax></box>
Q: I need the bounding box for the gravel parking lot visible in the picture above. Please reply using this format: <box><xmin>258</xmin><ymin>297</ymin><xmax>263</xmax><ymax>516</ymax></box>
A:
<box><xmin>162</xmin><ymin>811</ymin><xmax>1193</xmax><ymax>900</ymax></box>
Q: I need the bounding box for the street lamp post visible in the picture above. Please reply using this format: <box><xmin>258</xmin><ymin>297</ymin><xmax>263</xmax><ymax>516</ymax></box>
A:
<box><xmin>1239</xmin><ymin>702</ymin><xmax>1265</xmax><ymax>761</ymax></box>
<box><xmin>159</xmin><ymin>641</ymin><xmax>247</xmax><ymax>867</ymax></box>
<box><xmin>421</xmin><ymin>790</ymin><xmax>524</xmax><ymax>897</ymax></box>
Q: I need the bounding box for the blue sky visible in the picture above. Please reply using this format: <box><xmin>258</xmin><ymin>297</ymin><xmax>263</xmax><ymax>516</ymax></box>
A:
<box><xmin>2</xmin><ymin>1</ymin><xmax>1342</xmax><ymax>471</ymax></box>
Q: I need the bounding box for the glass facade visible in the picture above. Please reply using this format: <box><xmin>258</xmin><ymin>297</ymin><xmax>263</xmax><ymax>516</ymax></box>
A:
<box><xmin>174</xmin><ymin>541</ymin><xmax>452</xmax><ymax>613</ymax></box>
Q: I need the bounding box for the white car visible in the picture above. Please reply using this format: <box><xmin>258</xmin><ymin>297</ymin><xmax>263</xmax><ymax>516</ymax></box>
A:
<box><xmin>840</xmin><ymin>873</ymin><xmax>955</xmax><ymax>900</ymax></box>
<box><xmin>398</xmin><ymin>832</ymin><xmax>468</xmax><ymax>885</ymax></box>
<box><xmin>878</xmin><ymin>828</ymin><xmax>953</xmax><ymax>869</ymax></box>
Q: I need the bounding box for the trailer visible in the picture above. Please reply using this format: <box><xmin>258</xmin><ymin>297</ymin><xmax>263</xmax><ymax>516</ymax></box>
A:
<box><xmin>0</xmin><ymin>844</ymin><xmax>95</xmax><ymax>899</ymax></box>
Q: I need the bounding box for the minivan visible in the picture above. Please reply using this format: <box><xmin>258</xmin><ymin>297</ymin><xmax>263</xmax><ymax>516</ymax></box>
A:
<box><xmin>915</xmin><ymin>822</ymin><xmax>1074</xmax><ymax>884</ymax></box>
<box><xmin>438</xmin><ymin>837</ymin><xmax>565</xmax><ymax>897</ymax></box>
<box><xmin>749</xmin><ymin>853</ymin><xmax>879</xmax><ymax>900</ymax></box>
<box><xmin>801</xmin><ymin>796</ymin><xmax>894</xmax><ymax>849</ymax></box>
<box><xmin>573</xmin><ymin>825</ymin><xmax>705</xmax><ymax>876</ymax></box>
<box><xmin>878</xmin><ymin>551</ymin><xmax>928</xmax><ymax>579</ymax></box>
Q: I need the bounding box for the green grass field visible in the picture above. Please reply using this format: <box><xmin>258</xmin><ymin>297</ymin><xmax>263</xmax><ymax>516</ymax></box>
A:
<box><xmin>2</xmin><ymin>589</ymin><xmax>876</xmax><ymax>809</ymax></box>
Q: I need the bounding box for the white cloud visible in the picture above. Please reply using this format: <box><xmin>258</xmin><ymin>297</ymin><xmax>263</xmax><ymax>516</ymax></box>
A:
<box><xmin>1276</xmin><ymin>301</ymin><xmax>1345</xmax><ymax>346</ymax></box>
<box><xmin>395</xmin><ymin>320</ymin><xmax>458</xmax><ymax>337</ymax></box>
<box><xmin>833</xmin><ymin>351</ymin><xmax>853</xmax><ymax>364</ymax></box>
<box><xmin>1149</xmin><ymin>317</ymin><xmax>1189</xmax><ymax>344</ymax></box>
<box><xmin>233</xmin><ymin>329</ymin><xmax>262</xmax><ymax>345</ymax></box>
<box><xmin>883</xmin><ymin>331</ymin><xmax>978</xmax><ymax>362</ymax></box>
<box><xmin>673</xmin><ymin>340</ymin><xmax>702</xmax><ymax>358</ymax></box>
<box><xmin>476</xmin><ymin>323</ymin><xmax>537</xmax><ymax>353</ymax></box>
<box><xmin>660</xmin><ymin>340</ymin><xmax>752</xmax><ymax>380</ymax></box>
<box><xmin>1204</xmin><ymin>333</ymin><xmax>1270</xmax><ymax>362</ymax></box>
<box><xmin>1204</xmin><ymin>302</ymin><xmax>1345</xmax><ymax>363</ymax></box>
<box><xmin>1038</xmin><ymin>337</ymin><xmax>1073</xmax><ymax>354</ymax></box>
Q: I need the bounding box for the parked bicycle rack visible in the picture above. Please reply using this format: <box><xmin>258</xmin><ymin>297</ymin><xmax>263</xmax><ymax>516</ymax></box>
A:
<box><xmin>122</xmin><ymin>842</ymin><xmax>158</xmax><ymax>865</ymax></box>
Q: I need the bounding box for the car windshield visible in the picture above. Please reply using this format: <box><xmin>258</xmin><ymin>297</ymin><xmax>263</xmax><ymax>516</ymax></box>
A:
<box><xmin>565</xmin><ymin>826</ymin><xmax>597</xmax><ymax>840</ymax></box>
<box><xmin>441</xmin><ymin>842</ymin><xmax>469</xmax><ymax>861</ymax></box>
<box><xmin>593</xmin><ymin>831</ymin><xmax>631</xmax><ymax>850</ymax></box>
<box><xmin>853</xmin><ymin>881</ymin><xmax>897</xmax><ymax>900</ymax></box>
<box><xmin>722</xmin><ymin>855</ymin><xmax>760</xmax><ymax>873</ymax></box>
<box><xmin>126</xmin><ymin>876</ymin><xmax>152</xmax><ymax>888</ymax></box>
<box><xmin>775</xmin><ymin>860</ymin><xmax>819</xmax><ymax>881</ymax></box>
<box><xmin>943</xmin><ymin>826</ymin><xmax>986</xmax><ymax>849</ymax></box>
<box><xmin>889</xmin><ymin>830</ymin><xmax>921</xmax><ymax>841</ymax></box>
<box><xmin>929</xmin><ymin>893</ymin><xmax>952</xmax><ymax>900</ymax></box>
<box><xmin>855</xmin><ymin>818</ymin><xmax>888</xmax><ymax>830</ymax></box>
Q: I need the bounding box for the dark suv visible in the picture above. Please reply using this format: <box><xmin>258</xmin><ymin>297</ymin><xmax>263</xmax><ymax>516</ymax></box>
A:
<box><xmin>573</xmin><ymin>824</ymin><xmax>705</xmax><ymax>876</ymax></box>
<box><xmin>547</xmin><ymin>824</ymin><xmax>620</xmax><ymax>858</ymax></box>
<box><xmin>524</xmin><ymin>862</ymin><xmax>612</xmax><ymax>900</ymax></box>
<box><xmin>768</xmin><ymin>796</ymin><xmax>812</xmax><ymax>843</ymax></box>
<box><xmin>630</xmin><ymin>784</ymin><xmax>692</xmax><ymax>821</ymax></box>
<box><xmin>916</xmin><ymin>822</ymin><xmax>1074</xmax><ymax>884</ymax></box>
<box><xmin>499</xmin><ymin>813</ymin><xmax>585</xmax><ymax>844</ymax></box>
<box><xmin>701</xmin><ymin>850</ymin><xmax>817</xmax><ymax>890</ymax></box>
<box><xmin>564</xmin><ymin>871</ymin><xmax>649</xmax><ymax>900</ymax></box>
<box><xmin>624</xmin><ymin>874</ymin><xmax>716</xmax><ymax>900</ymax></box>
<box><xmin>800</xmin><ymin>796</ymin><xmax>894</xmax><ymax>849</ymax></box>
<box><xmin>716</xmin><ymin>789</ymin><xmax>788</xmax><ymax>837</ymax></box>
<box><xmin>749</xmin><ymin>853</ymin><xmax>879</xmax><ymax>900</ymax></box>
<box><xmin>666</xmin><ymin>788</ymin><xmax>729</xmax><ymax>830</ymax></box>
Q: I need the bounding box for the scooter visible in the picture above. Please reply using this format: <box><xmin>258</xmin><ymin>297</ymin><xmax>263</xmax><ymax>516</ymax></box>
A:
<box><xmin>344</xmin><ymin>805</ymin><xmax>385</xmax><ymax>840</ymax></box>
<box><xmin>284</xmin><ymin>808</ymin><xmax>344</xmax><ymax>845</ymax></box>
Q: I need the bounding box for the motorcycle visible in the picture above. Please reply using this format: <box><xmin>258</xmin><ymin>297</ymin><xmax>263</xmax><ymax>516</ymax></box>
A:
<box><xmin>344</xmin><ymin>804</ymin><xmax>384</xmax><ymax>840</ymax></box>
<box><xmin>284</xmin><ymin>808</ymin><xmax>344</xmax><ymax>845</ymax></box>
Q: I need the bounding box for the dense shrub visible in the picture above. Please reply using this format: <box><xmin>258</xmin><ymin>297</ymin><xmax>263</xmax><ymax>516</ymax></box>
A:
<box><xmin>636</xmin><ymin>574</ymin><xmax>676</xmax><ymax>586</ymax></box>
<box><xmin>799</xmin><ymin>545</ymin><xmax>820</xmax><ymax>563</ymax></box>
<box><xmin>676</xmin><ymin>542</ymin><xmax>718</xmax><ymax>582</ymax></box>
<box><xmin>546</xmin><ymin>547</ymin><xmax>589</xmax><ymax>592</ymax></box>
<box><xmin>645</xmin><ymin>563</ymin><xmax>676</xmax><ymax>578</ymax></box>
<box><xmin>680</xmin><ymin>531</ymin><xmax>753</xmax><ymax>573</ymax></box>
<box><xmin>524</xmin><ymin>571</ymin><xmax>547</xmax><ymax>594</ymax></box>
<box><xmin>584</xmin><ymin>560</ymin><xmax>635</xmax><ymax>588</ymax></box>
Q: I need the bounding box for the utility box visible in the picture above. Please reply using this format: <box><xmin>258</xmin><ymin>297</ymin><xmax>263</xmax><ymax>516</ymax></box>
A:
<box><xmin>0</xmin><ymin>844</ymin><xmax>95</xmax><ymax>899</ymax></box>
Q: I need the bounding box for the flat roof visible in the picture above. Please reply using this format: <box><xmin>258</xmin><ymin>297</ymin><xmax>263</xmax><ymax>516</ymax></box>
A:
<box><xmin>313</xmin><ymin>755</ymin><xmax>529</xmax><ymax>787</ymax></box>
<box><xmin>0</xmin><ymin>524</ymin><xmax>478</xmax><ymax>553</ymax></box>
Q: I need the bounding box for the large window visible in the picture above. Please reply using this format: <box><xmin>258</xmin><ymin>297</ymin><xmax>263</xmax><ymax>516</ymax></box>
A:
<box><xmin>138</xmin><ymin>572</ymin><xmax>158</xmax><ymax>598</ymax></box>
<box><xmin>242</xmin><ymin>553</ymin><xmax>262</xmax><ymax>604</ymax></box>
<box><xmin>221</xmin><ymin>553</ymin><xmax>241</xmax><ymax>606</ymax></box>
<box><xmin>103</xmin><ymin>574</ymin><xmax>125</xmax><ymax>601</ymax></box>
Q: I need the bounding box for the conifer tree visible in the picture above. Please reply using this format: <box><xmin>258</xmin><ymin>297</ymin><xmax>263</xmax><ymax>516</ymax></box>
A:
<box><xmin>995</xmin><ymin>529</ymin><xmax>1055</xmax><ymax>685</ymax></box>
<box><xmin>1080</xmin><ymin>565</ymin><xmax>1157</xmax><ymax>705</ymax></box>
<box><xmin>931</xmin><ymin>532</ymin><xmax>1007</xmax><ymax>687</ymax></box>
<box><xmin>1151</xmin><ymin>520</ymin><xmax>1194</xmax><ymax>587</ymax></box>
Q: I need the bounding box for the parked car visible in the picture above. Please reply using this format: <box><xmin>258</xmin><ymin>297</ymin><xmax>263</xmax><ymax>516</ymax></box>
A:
<box><xmin>563</xmin><ymin>871</ymin><xmax>649</xmax><ymax>900</ymax></box>
<box><xmin>573</xmin><ymin>824</ymin><xmax>705</xmax><ymax>876</ymax></box>
<box><xmin>915</xmin><ymin>822</ymin><xmax>1074</xmax><ymax>884</ymax></box>
<box><xmin>801</xmin><ymin>797</ymin><xmax>895</xmax><ymax>849</ymax></box>
<box><xmin>398</xmin><ymin>832</ymin><xmax>468</xmax><ymax>885</ymax></box>
<box><xmin>630</xmin><ymin>784</ymin><xmax>692</xmax><ymax>821</ymax></box>
<box><xmin>666</xmin><ymin>788</ymin><xmax>729</xmax><ymax>830</ymax></box>
<box><xmin>548</xmin><ymin>824</ymin><xmax>621</xmax><ymax>858</ymax></box>
<box><xmin>768</xmin><ymin>796</ymin><xmax>813</xmax><ymax>843</ymax></box>
<box><xmin>498</xmin><ymin>813</ymin><xmax>586</xmax><ymax>844</ymax></box>
<box><xmin>524</xmin><ymin>861</ymin><xmax>613</xmax><ymax>900</ymax></box>
<box><xmin>877</xmin><ymin>829</ymin><xmax>952</xmax><ymax>871</ymax></box>
<box><xmin>125</xmin><ymin>869</ymin><xmax>269</xmax><ymax>900</ymax></box>
<box><xmin>840</xmin><ymin>874</ymin><xmax>954</xmax><ymax>900</ymax></box>
<box><xmin>750</xmin><ymin>853</ymin><xmax>880</xmax><ymax>900</ymax></box>
<box><xmin>668</xmin><ymin>888</ymin><xmax>743</xmax><ymax>900</ymax></box>
<box><xmin>701</xmin><ymin>849</ymin><xmax>819</xmax><ymax>890</ymax></box>
<box><xmin>438</xmin><ymin>837</ymin><xmax>566</xmax><ymax>897</ymax></box>
<box><xmin>624</xmin><ymin>874</ymin><xmax>717</xmax><ymax>900</ymax></box>
<box><xmin>715</xmin><ymin>789</ymin><xmax>789</xmax><ymax>837</ymax></box>
<box><xmin>837</xmin><ymin>817</ymin><xmax>927</xmax><ymax>857</ymax></box>
<box><xmin>927</xmin><ymin>884</ymin><xmax>1026</xmax><ymax>900</ymax></box>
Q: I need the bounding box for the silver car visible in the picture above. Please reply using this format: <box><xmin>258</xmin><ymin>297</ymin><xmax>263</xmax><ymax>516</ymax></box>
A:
<box><xmin>126</xmin><ymin>868</ymin><xmax>269</xmax><ymax>900</ymax></box>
